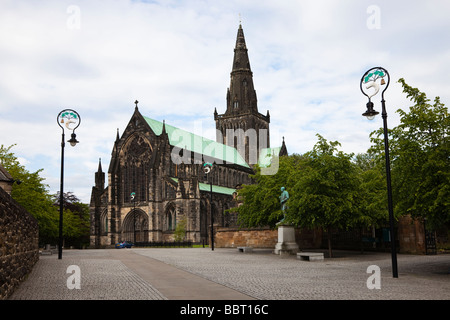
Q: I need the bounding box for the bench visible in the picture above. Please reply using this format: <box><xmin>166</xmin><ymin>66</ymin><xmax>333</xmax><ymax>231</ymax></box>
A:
<box><xmin>297</xmin><ymin>252</ymin><xmax>324</xmax><ymax>261</ymax></box>
<box><xmin>237</xmin><ymin>246</ymin><xmax>253</xmax><ymax>253</ymax></box>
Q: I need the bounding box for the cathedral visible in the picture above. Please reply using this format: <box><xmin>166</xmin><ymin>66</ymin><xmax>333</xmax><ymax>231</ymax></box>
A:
<box><xmin>89</xmin><ymin>24</ymin><xmax>287</xmax><ymax>247</ymax></box>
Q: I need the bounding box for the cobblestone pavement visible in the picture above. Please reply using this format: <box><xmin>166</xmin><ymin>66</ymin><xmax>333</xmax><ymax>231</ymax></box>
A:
<box><xmin>9</xmin><ymin>248</ymin><xmax>450</xmax><ymax>300</ymax></box>
<box><xmin>9</xmin><ymin>250</ymin><xmax>166</xmax><ymax>300</ymax></box>
<box><xmin>132</xmin><ymin>248</ymin><xmax>450</xmax><ymax>300</ymax></box>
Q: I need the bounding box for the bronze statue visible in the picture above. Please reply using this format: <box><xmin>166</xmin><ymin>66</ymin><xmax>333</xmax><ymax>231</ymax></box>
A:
<box><xmin>278</xmin><ymin>187</ymin><xmax>289</xmax><ymax>224</ymax></box>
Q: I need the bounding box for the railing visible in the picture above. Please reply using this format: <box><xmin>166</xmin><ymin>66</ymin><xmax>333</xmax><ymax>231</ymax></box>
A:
<box><xmin>134</xmin><ymin>241</ymin><xmax>193</xmax><ymax>248</ymax></box>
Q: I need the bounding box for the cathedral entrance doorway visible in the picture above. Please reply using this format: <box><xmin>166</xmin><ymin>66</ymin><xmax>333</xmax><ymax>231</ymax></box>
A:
<box><xmin>122</xmin><ymin>209</ymin><xmax>149</xmax><ymax>243</ymax></box>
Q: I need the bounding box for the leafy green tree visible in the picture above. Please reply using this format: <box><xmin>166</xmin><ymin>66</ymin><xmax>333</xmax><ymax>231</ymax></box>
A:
<box><xmin>0</xmin><ymin>145</ymin><xmax>90</xmax><ymax>247</ymax></box>
<box><xmin>174</xmin><ymin>216</ymin><xmax>187</xmax><ymax>242</ymax></box>
<box><xmin>235</xmin><ymin>154</ymin><xmax>304</xmax><ymax>228</ymax></box>
<box><xmin>369</xmin><ymin>79</ymin><xmax>449</xmax><ymax>229</ymax></box>
<box><xmin>0</xmin><ymin>144</ymin><xmax>59</xmax><ymax>243</ymax></box>
<box><xmin>286</xmin><ymin>135</ymin><xmax>361</xmax><ymax>257</ymax></box>
<box><xmin>234</xmin><ymin>135</ymin><xmax>364</xmax><ymax>257</ymax></box>
<box><xmin>353</xmin><ymin>152</ymin><xmax>388</xmax><ymax>227</ymax></box>
<box><xmin>53</xmin><ymin>192</ymin><xmax>90</xmax><ymax>248</ymax></box>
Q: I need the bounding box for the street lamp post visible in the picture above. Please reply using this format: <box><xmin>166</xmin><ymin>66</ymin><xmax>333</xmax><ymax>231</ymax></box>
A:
<box><xmin>203</xmin><ymin>162</ymin><xmax>214</xmax><ymax>251</ymax></box>
<box><xmin>360</xmin><ymin>67</ymin><xmax>398</xmax><ymax>278</ymax></box>
<box><xmin>57</xmin><ymin>109</ymin><xmax>80</xmax><ymax>260</ymax></box>
<box><xmin>131</xmin><ymin>192</ymin><xmax>136</xmax><ymax>243</ymax></box>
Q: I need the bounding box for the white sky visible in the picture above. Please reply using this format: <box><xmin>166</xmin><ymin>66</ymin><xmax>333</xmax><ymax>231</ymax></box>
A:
<box><xmin>1</xmin><ymin>0</ymin><xmax>449</xmax><ymax>203</ymax></box>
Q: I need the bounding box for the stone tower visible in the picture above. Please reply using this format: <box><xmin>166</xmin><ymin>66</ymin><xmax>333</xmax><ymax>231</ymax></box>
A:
<box><xmin>214</xmin><ymin>24</ymin><xmax>270</xmax><ymax>165</ymax></box>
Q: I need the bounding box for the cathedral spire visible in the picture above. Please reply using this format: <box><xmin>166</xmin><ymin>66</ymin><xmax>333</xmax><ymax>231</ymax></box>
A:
<box><xmin>226</xmin><ymin>23</ymin><xmax>258</xmax><ymax>115</ymax></box>
<box><xmin>215</xmin><ymin>23</ymin><xmax>271</xmax><ymax>165</ymax></box>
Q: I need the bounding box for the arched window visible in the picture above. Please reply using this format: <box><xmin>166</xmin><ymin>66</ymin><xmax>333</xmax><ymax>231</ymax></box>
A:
<box><xmin>121</xmin><ymin>134</ymin><xmax>151</xmax><ymax>203</ymax></box>
<box><xmin>166</xmin><ymin>206</ymin><xmax>176</xmax><ymax>231</ymax></box>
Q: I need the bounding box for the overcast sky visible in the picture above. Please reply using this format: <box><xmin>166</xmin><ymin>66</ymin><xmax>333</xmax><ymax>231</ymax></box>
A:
<box><xmin>1</xmin><ymin>0</ymin><xmax>449</xmax><ymax>203</ymax></box>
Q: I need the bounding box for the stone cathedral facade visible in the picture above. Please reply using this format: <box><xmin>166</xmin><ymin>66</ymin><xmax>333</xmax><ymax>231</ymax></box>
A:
<box><xmin>89</xmin><ymin>24</ymin><xmax>287</xmax><ymax>247</ymax></box>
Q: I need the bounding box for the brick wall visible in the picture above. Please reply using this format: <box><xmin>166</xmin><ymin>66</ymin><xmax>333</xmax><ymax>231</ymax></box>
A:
<box><xmin>0</xmin><ymin>187</ymin><xmax>39</xmax><ymax>300</ymax></box>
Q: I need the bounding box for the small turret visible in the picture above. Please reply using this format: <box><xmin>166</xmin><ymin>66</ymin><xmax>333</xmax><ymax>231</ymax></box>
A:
<box><xmin>95</xmin><ymin>158</ymin><xmax>105</xmax><ymax>190</ymax></box>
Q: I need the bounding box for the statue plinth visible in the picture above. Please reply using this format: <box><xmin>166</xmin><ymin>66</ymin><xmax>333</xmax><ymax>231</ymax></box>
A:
<box><xmin>274</xmin><ymin>224</ymin><xmax>299</xmax><ymax>255</ymax></box>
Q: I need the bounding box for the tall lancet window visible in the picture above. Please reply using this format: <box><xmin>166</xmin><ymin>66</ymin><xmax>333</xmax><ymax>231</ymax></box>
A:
<box><xmin>121</xmin><ymin>134</ymin><xmax>151</xmax><ymax>203</ymax></box>
<box><xmin>166</xmin><ymin>206</ymin><xmax>176</xmax><ymax>231</ymax></box>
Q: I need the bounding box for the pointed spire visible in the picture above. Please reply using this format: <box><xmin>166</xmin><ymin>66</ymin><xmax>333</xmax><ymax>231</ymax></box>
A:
<box><xmin>160</xmin><ymin>119</ymin><xmax>169</xmax><ymax>142</ymax></box>
<box><xmin>134</xmin><ymin>100</ymin><xmax>139</xmax><ymax>110</ymax></box>
<box><xmin>280</xmin><ymin>136</ymin><xmax>288</xmax><ymax>156</ymax></box>
<box><xmin>95</xmin><ymin>157</ymin><xmax>105</xmax><ymax>190</ymax></box>
<box><xmin>232</xmin><ymin>23</ymin><xmax>251</xmax><ymax>72</ymax></box>
<box><xmin>226</xmin><ymin>23</ymin><xmax>257</xmax><ymax>114</ymax></box>
<box><xmin>98</xmin><ymin>158</ymin><xmax>103</xmax><ymax>173</ymax></box>
<box><xmin>235</xmin><ymin>23</ymin><xmax>247</xmax><ymax>51</ymax></box>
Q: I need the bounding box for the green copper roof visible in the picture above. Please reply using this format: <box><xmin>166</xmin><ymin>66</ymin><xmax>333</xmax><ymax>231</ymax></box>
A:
<box><xmin>143</xmin><ymin>115</ymin><xmax>249</xmax><ymax>168</ymax></box>
<box><xmin>170</xmin><ymin>178</ymin><xmax>236</xmax><ymax>196</ymax></box>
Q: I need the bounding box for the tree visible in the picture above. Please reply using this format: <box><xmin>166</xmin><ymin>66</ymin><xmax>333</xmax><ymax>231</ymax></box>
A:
<box><xmin>234</xmin><ymin>135</ymin><xmax>363</xmax><ymax>257</ymax></box>
<box><xmin>234</xmin><ymin>154</ymin><xmax>304</xmax><ymax>228</ymax></box>
<box><xmin>0</xmin><ymin>144</ymin><xmax>59</xmax><ymax>244</ymax></box>
<box><xmin>369</xmin><ymin>79</ymin><xmax>449</xmax><ymax>229</ymax></box>
<box><xmin>286</xmin><ymin>135</ymin><xmax>361</xmax><ymax>257</ymax></box>
<box><xmin>353</xmin><ymin>152</ymin><xmax>388</xmax><ymax>227</ymax></box>
<box><xmin>174</xmin><ymin>216</ymin><xmax>187</xmax><ymax>242</ymax></box>
<box><xmin>53</xmin><ymin>192</ymin><xmax>90</xmax><ymax>248</ymax></box>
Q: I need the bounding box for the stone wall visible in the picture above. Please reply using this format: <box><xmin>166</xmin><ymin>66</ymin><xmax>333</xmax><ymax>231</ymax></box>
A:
<box><xmin>0</xmin><ymin>187</ymin><xmax>39</xmax><ymax>300</ymax></box>
<box><xmin>215</xmin><ymin>227</ymin><xmax>278</xmax><ymax>248</ymax></box>
<box><xmin>216</xmin><ymin>218</ymin><xmax>429</xmax><ymax>254</ymax></box>
<box><xmin>397</xmin><ymin>215</ymin><xmax>425</xmax><ymax>254</ymax></box>
<box><xmin>214</xmin><ymin>226</ymin><xmax>323</xmax><ymax>249</ymax></box>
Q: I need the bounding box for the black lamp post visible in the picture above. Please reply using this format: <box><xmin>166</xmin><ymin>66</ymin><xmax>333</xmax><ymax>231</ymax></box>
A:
<box><xmin>360</xmin><ymin>67</ymin><xmax>398</xmax><ymax>278</ymax></box>
<box><xmin>131</xmin><ymin>192</ymin><xmax>136</xmax><ymax>243</ymax></box>
<box><xmin>57</xmin><ymin>109</ymin><xmax>80</xmax><ymax>260</ymax></box>
<box><xmin>203</xmin><ymin>162</ymin><xmax>214</xmax><ymax>251</ymax></box>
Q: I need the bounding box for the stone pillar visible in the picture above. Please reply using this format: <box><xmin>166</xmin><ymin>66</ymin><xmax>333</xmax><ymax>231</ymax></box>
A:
<box><xmin>274</xmin><ymin>225</ymin><xmax>299</xmax><ymax>255</ymax></box>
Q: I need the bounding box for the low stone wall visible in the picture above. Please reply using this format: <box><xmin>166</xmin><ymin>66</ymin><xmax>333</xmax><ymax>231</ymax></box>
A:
<box><xmin>0</xmin><ymin>187</ymin><xmax>39</xmax><ymax>300</ymax></box>
<box><xmin>215</xmin><ymin>227</ymin><xmax>278</xmax><ymax>248</ymax></box>
<box><xmin>215</xmin><ymin>226</ymin><xmax>323</xmax><ymax>249</ymax></box>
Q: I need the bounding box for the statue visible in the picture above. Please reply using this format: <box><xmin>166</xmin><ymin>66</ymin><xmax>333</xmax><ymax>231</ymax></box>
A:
<box><xmin>278</xmin><ymin>187</ymin><xmax>289</xmax><ymax>224</ymax></box>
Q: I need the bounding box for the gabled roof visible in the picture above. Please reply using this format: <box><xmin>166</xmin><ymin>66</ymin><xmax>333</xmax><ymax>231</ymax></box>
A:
<box><xmin>143</xmin><ymin>115</ymin><xmax>250</xmax><ymax>168</ymax></box>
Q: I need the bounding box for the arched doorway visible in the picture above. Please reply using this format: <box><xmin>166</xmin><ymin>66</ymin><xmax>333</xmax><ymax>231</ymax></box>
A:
<box><xmin>122</xmin><ymin>209</ymin><xmax>149</xmax><ymax>243</ymax></box>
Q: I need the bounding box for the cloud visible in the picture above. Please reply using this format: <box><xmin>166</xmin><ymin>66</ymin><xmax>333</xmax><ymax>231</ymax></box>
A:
<box><xmin>0</xmin><ymin>0</ymin><xmax>449</xmax><ymax>203</ymax></box>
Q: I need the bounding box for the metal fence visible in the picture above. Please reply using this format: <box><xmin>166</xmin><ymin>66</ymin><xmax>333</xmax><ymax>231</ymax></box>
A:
<box><xmin>134</xmin><ymin>241</ymin><xmax>193</xmax><ymax>248</ymax></box>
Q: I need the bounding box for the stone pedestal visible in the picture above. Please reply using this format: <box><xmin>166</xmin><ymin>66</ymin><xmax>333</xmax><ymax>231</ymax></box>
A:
<box><xmin>274</xmin><ymin>225</ymin><xmax>299</xmax><ymax>255</ymax></box>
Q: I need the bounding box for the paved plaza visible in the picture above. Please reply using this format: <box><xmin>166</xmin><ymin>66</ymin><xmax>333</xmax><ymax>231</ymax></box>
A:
<box><xmin>9</xmin><ymin>248</ymin><xmax>450</xmax><ymax>300</ymax></box>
